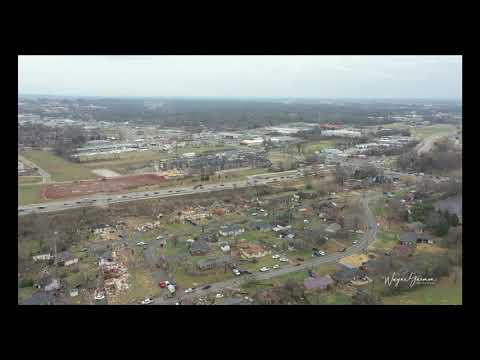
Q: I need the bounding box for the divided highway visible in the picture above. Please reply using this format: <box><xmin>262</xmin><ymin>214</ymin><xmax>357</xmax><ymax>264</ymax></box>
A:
<box><xmin>18</xmin><ymin>171</ymin><xmax>302</xmax><ymax>216</ymax></box>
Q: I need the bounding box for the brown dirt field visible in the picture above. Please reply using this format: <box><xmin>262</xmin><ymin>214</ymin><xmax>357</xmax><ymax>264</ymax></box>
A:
<box><xmin>43</xmin><ymin>174</ymin><xmax>167</xmax><ymax>199</ymax></box>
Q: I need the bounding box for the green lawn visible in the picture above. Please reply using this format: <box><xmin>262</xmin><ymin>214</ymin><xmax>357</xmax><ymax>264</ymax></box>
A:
<box><xmin>382</xmin><ymin>283</ymin><xmax>462</xmax><ymax>305</ymax></box>
<box><xmin>372</xmin><ymin>231</ymin><xmax>399</xmax><ymax>251</ymax></box>
<box><xmin>18</xmin><ymin>239</ymin><xmax>43</xmax><ymax>260</ymax></box>
<box><xmin>304</xmin><ymin>139</ymin><xmax>343</xmax><ymax>153</ymax></box>
<box><xmin>22</xmin><ymin>150</ymin><xmax>97</xmax><ymax>182</ymax></box>
<box><xmin>18</xmin><ymin>287</ymin><xmax>36</xmax><ymax>302</ymax></box>
<box><xmin>18</xmin><ymin>184</ymin><xmax>44</xmax><ymax>205</ymax></box>
<box><xmin>172</xmin><ymin>267</ymin><xmax>237</xmax><ymax>289</ymax></box>
<box><xmin>18</xmin><ymin>176</ymin><xmax>43</xmax><ymax>184</ymax></box>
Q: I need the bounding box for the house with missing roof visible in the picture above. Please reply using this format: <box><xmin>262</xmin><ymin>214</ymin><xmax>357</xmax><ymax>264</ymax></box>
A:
<box><xmin>239</xmin><ymin>243</ymin><xmax>271</xmax><ymax>259</ymax></box>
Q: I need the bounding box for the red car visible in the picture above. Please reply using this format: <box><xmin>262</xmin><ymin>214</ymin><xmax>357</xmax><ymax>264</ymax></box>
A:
<box><xmin>159</xmin><ymin>281</ymin><xmax>166</xmax><ymax>288</ymax></box>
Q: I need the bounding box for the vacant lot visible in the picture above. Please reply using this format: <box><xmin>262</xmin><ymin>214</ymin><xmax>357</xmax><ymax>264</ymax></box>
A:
<box><xmin>413</xmin><ymin>124</ymin><xmax>457</xmax><ymax>140</ymax></box>
<box><xmin>22</xmin><ymin>150</ymin><xmax>97</xmax><ymax>182</ymax></box>
<box><xmin>44</xmin><ymin>174</ymin><xmax>167</xmax><ymax>199</ymax></box>
<box><xmin>18</xmin><ymin>184</ymin><xmax>44</xmax><ymax>205</ymax></box>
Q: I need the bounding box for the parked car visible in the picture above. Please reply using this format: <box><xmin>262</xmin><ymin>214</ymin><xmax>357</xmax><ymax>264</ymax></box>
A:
<box><xmin>166</xmin><ymin>283</ymin><xmax>176</xmax><ymax>294</ymax></box>
<box><xmin>353</xmin><ymin>240</ymin><xmax>358</xmax><ymax>244</ymax></box>
<box><xmin>141</xmin><ymin>298</ymin><xmax>154</xmax><ymax>305</ymax></box>
<box><xmin>202</xmin><ymin>285</ymin><xmax>211</xmax><ymax>290</ymax></box>
<box><xmin>259</xmin><ymin>267</ymin><xmax>270</xmax><ymax>272</ymax></box>
<box><xmin>216</xmin><ymin>293</ymin><xmax>224</xmax><ymax>298</ymax></box>
<box><xmin>185</xmin><ymin>288</ymin><xmax>194</xmax><ymax>293</ymax></box>
<box><xmin>232</xmin><ymin>269</ymin><xmax>241</xmax><ymax>276</ymax></box>
<box><xmin>159</xmin><ymin>281</ymin><xmax>166</xmax><ymax>288</ymax></box>
<box><xmin>272</xmin><ymin>264</ymin><xmax>280</xmax><ymax>269</ymax></box>
<box><xmin>339</xmin><ymin>247</ymin><xmax>347</xmax><ymax>252</ymax></box>
<box><xmin>136</xmin><ymin>241</ymin><xmax>146</xmax><ymax>246</ymax></box>
<box><xmin>279</xmin><ymin>257</ymin><xmax>289</xmax><ymax>262</ymax></box>
<box><xmin>272</xmin><ymin>254</ymin><xmax>280</xmax><ymax>259</ymax></box>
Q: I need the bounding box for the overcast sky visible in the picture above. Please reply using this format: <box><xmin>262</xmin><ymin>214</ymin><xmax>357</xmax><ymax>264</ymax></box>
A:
<box><xmin>18</xmin><ymin>55</ymin><xmax>462</xmax><ymax>99</ymax></box>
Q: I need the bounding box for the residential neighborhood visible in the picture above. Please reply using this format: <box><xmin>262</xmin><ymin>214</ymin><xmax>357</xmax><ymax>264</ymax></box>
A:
<box><xmin>18</xmin><ymin>55</ymin><xmax>462</xmax><ymax>305</ymax></box>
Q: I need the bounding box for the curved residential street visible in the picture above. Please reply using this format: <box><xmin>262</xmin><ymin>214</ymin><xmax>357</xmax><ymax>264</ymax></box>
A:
<box><xmin>150</xmin><ymin>192</ymin><xmax>378</xmax><ymax>305</ymax></box>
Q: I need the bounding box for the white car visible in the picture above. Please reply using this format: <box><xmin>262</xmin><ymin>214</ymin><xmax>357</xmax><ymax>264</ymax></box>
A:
<box><xmin>232</xmin><ymin>269</ymin><xmax>241</xmax><ymax>276</ymax></box>
<box><xmin>185</xmin><ymin>288</ymin><xmax>194</xmax><ymax>293</ymax></box>
<box><xmin>259</xmin><ymin>267</ymin><xmax>270</xmax><ymax>272</ymax></box>
<box><xmin>136</xmin><ymin>241</ymin><xmax>147</xmax><ymax>246</ymax></box>
<box><xmin>353</xmin><ymin>240</ymin><xmax>358</xmax><ymax>244</ymax></box>
<box><xmin>216</xmin><ymin>293</ymin><xmax>224</xmax><ymax>298</ymax></box>
<box><xmin>94</xmin><ymin>293</ymin><xmax>105</xmax><ymax>301</ymax></box>
<box><xmin>279</xmin><ymin>258</ymin><xmax>289</xmax><ymax>262</ymax></box>
<box><xmin>272</xmin><ymin>254</ymin><xmax>280</xmax><ymax>259</ymax></box>
<box><xmin>141</xmin><ymin>298</ymin><xmax>154</xmax><ymax>305</ymax></box>
<box><xmin>272</xmin><ymin>264</ymin><xmax>280</xmax><ymax>269</ymax></box>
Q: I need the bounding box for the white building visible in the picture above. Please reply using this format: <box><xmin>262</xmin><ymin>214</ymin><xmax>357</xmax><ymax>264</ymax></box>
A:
<box><xmin>321</xmin><ymin>129</ymin><xmax>362</xmax><ymax>138</ymax></box>
<box><xmin>240</xmin><ymin>138</ymin><xmax>264</xmax><ymax>146</ymax></box>
<box><xmin>182</xmin><ymin>152</ymin><xmax>196</xmax><ymax>158</ymax></box>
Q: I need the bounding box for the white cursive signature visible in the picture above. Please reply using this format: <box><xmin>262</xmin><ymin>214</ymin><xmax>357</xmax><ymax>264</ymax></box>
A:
<box><xmin>384</xmin><ymin>272</ymin><xmax>436</xmax><ymax>288</ymax></box>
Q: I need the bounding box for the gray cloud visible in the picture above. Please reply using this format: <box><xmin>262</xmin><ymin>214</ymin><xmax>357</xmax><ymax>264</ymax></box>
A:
<box><xmin>18</xmin><ymin>55</ymin><xmax>462</xmax><ymax>99</ymax></box>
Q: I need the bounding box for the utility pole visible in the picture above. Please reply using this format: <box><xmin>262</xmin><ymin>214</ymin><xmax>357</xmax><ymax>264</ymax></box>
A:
<box><xmin>53</xmin><ymin>231</ymin><xmax>58</xmax><ymax>267</ymax></box>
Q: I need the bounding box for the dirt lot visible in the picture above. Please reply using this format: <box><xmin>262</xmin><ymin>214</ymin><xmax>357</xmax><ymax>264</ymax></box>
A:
<box><xmin>43</xmin><ymin>174</ymin><xmax>167</xmax><ymax>199</ymax></box>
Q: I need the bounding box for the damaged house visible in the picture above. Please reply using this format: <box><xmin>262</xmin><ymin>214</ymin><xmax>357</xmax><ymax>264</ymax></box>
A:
<box><xmin>197</xmin><ymin>256</ymin><xmax>233</xmax><ymax>271</ymax></box>
<box><xmin>189</xmin><ymin>240</ymin><xmax>211</xmax><ymax>256</ymax></box>
<box><xmin>219</xmin><ymin>224</ymin><xmax>245</xmax><ymax>237</ymax></box>
<box><xmin>56</xmin><ymin>251</ymin><xmax>79</xmax><ymax>267</ymax></box>
<box><xmin>239</xmin><ymin>243</ymin><xmax>271</xmax><ymax>259</ymax></box>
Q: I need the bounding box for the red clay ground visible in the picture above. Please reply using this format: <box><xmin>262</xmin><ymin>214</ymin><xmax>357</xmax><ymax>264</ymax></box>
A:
<box><xmin>43</xmin><ymin>174</ymin><xmax>167</xmax><ymax>200</ymax></box>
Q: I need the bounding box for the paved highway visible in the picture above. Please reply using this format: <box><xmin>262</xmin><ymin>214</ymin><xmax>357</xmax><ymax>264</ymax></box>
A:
<box><xmin>150</xmin><ymin>193</ymin><xmax>377</xmax><ymax>305</ymax></box>
<box><xmin>18</xmin><ymin>171</ymin><xmax>303</xmax><ymax>216</ymax></box>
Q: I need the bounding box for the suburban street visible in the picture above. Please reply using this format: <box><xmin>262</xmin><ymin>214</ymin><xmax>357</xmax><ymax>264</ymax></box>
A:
<box><xmin>18</xmin><ymin>155</ymin><xmax>52</xmax><ymax>184</ymax></box>
<box><xmin>150</xmin><ymin>192</ymin><xmax>377</xmax><ymax>305</ymax></box>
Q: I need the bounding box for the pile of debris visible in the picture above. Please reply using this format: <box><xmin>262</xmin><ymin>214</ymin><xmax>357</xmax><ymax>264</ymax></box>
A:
<box><xmin>135</xmin><ymin>221</ymin><xmax>162</xmax><ymax>232</ymax></box>
<box><xmin>99</xmin><ymin>247</ymin><xmax>131</xmax><ymax>296</ymax></box>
